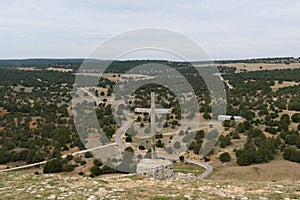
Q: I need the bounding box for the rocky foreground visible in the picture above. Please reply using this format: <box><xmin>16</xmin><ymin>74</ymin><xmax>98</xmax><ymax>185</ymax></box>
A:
<box><xmin>0</xmin><ymin>172</ymin><xmax>299</xmax><ymax>200</ymax></box>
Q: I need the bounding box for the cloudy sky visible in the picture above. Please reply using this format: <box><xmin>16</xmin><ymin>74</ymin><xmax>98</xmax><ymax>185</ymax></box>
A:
<box><xmin>1</xmin><ymin>0</ymin><xmax>300</xmax><ymax>60</ymax></box>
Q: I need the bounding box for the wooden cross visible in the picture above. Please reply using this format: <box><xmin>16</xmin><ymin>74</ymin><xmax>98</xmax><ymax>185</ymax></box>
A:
<box><xmin>135</xmin><ymin>92</ymin><xmax>171</xmax><ymax>159</ymax></box>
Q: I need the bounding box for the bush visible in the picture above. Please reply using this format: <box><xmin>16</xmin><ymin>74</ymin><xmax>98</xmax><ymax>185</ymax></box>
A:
<box><xmin>84</xmin><ymin>152</ymin><xmax>93</xmax><ymax>158</ymax></box>
<box><xmin>90</xmin><ymin>166</ymin><xmax>102</xmax><ymax>177</ymax></box>
<box><xmin>93</xmin><ymin>159</ymin><xmax>103</xmax><ymax>166</ymax></box>
<box><xmin>291</xmin><ymin>113</ymin><xmax>300</xmax><ymax>122</ymax></box>
<box><xmin>43</xmin><ymin>158</ymin><xmax>63</xmax><ymax>173</ymax></box>
<box><xmin>74</xmin><ymin>156</ymin><xmax>82</xmax><ymax>163</ymax></box>
<box><xmin>102</xmin><ymin>165</ymin><xmax>118</xmax><ymax>174</ymax></box>
<box><xmin>283</xmin><ymin>147</ymin><xmax>300</xmax><ymax>163</ymax></box>
<box><xmin>232</xmin><ymin>132</ymin><xmax>240</xmax><ymax>139</ymax></box>
<box><xmin>125</xmin><ymin>136</ymin><xmax>132</xmax><ymax>142</ymax></box>
<box><xmin>296</xmin><ymin>137</ymin><xmax>300</xmax><ymax>148</ymax></box>
<box><xmin>124</xmin><ymin>146</ymin><xmax>134</xmax><ymax>153</ymax></box>
<box><xmin>63</xmin><ymin>164</ymin><xmax>76</xmax><ymax>172</ymax></box>
<box><xmin>78</xmin><ymin>171</ymin><xmax>84</xmax><ymax>176</ymax></box>
<box><xmin>156</xmin><ymin>140</ymin><xmax>164</xmax><ymax>148</ymax></box>
<box><xmin>285</xmin><ymin>134</ymin><xmax>298</xmax><ymax>145</ymax></box>
<box><xmin>179</xmin><ymin>155</ymin><xmax>184</xmax><ymax>162</ymax></box>
<box><xmin>219</xmin><ymin>152</ymin><xmax>231</xmax><ymax>162</ymax></box>
<box><xmin>139</xmin><ymin>145</ymin><xmax>145</xmax><ymax>150</ymax></box>
<box><xmin>265</xmin><ymin>127</ymin><xmax>277</xmax><ymax>134</ymax></box>
<box><xmin>65</xmin><ymin>154</ymin><xmax>73</xmax><ymax>161</ymax></box>
<box><xmin>203</xmin><ymin>156</ymin><xmax>210</xmax><ymax>162</ymax></box>
<box><xmin>237</xmin><ymin>152</ymin><xmax>253</xmax><ymax>166</ymax></box>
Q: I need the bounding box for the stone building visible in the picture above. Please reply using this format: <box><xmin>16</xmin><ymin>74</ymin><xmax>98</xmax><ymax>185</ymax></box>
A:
<box><xmin>136</xmin><ymin>159</ymin><xmax>173</xmax><ymax>179</ymax></box>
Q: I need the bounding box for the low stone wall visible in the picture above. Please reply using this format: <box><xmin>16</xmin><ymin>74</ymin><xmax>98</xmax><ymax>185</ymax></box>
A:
<box><xmin>136</xmin><ymin>159</ymin><xmax>173</xmax><ymax>180</ymax></box>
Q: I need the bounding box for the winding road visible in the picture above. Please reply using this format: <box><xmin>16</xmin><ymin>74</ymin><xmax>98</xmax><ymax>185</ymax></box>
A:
<box><xmin>0</xmin><ymin>143</ymin><xmax>117</xmax><ymax>173</ymax></box>
<box><xmin>0</xmin><ymin>116</ymin><xmax>213</xmax><ymax>178</ymax></box>
<box><xmin>186</xmin><ymin>159</ymin><xmax>213</xmax><ymax>179</ymax></box>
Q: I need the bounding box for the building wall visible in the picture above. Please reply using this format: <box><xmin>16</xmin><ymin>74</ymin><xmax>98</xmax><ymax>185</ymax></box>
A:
<box><xmin>136</xmin><ymin>159</ymin><xmax>173</xmax><ymax>179</ymax></box>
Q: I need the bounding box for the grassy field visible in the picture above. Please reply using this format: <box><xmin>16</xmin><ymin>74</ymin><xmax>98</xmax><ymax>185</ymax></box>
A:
<box><xmin>0</xmin><ymin>171</ymin><xmax>299</xmax><ymax>199</ymax></box>
<box><xmin>173</xmin><ymin>162</ymin><xmax>205</xmax><ymax>176</ymax></box>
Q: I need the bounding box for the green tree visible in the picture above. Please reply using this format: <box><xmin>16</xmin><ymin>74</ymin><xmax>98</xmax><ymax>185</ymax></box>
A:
<box><xmin>43</xmin><ymin>158</ymin><xmax>63</xmax><ymax>173</ymax></box>
<box><xmin>237</xmin><ymin>152</ymin><xmax>253</xmax><ymax>166</ymax></box>
<box><xmin>156</xmin><ymin>140</ymin><xmax>164</xmax><ymax>148</ymax></box>
<box><xmin>291</xmin><ymin>113</ymin><xmax>300</xmax><ymax>122</ymax></box>
<box><xmin>219</xmin><ymin>152</ymin><xmax>231</xmax><ymax>162</ymax></box>
<box><xmin>90</xmin><ymin>166</ymin><xmax>102</xmax><ymax>177</ymax></box>
<box><xmin>93</xmin><ymin>159</ymin><xmax>103</xmax><ymax>167</ymax></box>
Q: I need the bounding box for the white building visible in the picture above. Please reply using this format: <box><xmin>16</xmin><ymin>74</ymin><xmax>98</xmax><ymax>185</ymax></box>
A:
<box><xmin>218</xmin><ymin>115</ymin><xmax>242</xmax><ymax>121</ymax></box>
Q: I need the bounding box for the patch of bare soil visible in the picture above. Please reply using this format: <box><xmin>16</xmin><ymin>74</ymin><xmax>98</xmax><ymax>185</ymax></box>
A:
<box><xmin>0</xmin><ymin>109</ymin><xmax>8</xmax><ymax>116</ymax></box>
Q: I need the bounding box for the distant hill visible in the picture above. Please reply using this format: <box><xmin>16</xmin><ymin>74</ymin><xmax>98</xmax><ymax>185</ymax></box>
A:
<box><xmin>0</xmin><ymin>58</ymin><xmax>86</xmax><ymax>68</ymax></box>
<box><xmin>0</xmin><ymin>57</ymin><xmax>299</xmax><ymax>71</ymax></box>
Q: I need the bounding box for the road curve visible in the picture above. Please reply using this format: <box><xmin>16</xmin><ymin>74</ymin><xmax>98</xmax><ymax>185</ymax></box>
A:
<box><xmin>114</xmin><ymin>119</ymin><xmax>134</xmax><ymax>150</ymax></box>
<box><xmin>186</xmin><ymin>159</ymin><xmax>213</xmax><ymax>179</ymax></box>
<box><xmin>158</xmin><ymin>154</ymin><xmax>213</xmax><ymax>179</ymax></box>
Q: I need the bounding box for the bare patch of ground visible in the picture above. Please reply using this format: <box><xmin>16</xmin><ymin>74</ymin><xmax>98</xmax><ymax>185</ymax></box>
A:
<box><xmin>46</xmin><ymin>67</ymin><xmax>73</xmax><ymax>72</ymax></box>
<box><xmin>18</xmin><ymin>67</ymin><xmax>42</xmax><ymax>71</ymax></box>
<box><xmin>0</xmin><ymin>109</ymin><xmax>8</xmax><ymax>117</ymax></box>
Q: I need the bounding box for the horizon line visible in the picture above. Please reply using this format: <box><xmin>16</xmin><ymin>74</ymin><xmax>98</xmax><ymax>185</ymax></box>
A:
<box><xmin>0</xmin><ymin>56</ymin><xmax>298</xmax><ymax>62</ymax></box>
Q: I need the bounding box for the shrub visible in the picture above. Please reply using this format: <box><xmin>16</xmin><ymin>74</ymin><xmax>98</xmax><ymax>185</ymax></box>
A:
<box><xmin>84</xmin><ymin>152</ymin><xmax>93</xmax><ymax>158</ymax></box>
<box><xmin>237</xmin><ymin>152</ymin><xmax>253</xmax><ymax>166</ymax></box>
<box><xmin>219</xmin><ymin>152</ymin><xmax>231</xmax><ymax>162</ymax></box>
<box><xmin>156</xmin><ymin>140</ymin><xmax>164</xmax><ymax>148</ymax></box>
<box><xmin>125</xmin><ymin>136</ymin><xmax>132</xmax><ymax>142</ymax></box>
<box><xmin>93</xmin><ymin>159</ymin><xmax>103</xmax><ymax>166</ymax></box>
<box><xmin>179</xmin><ymin>155</ymin><xmax>184</xmax><ymax>162</ymax></box>
<box><xmin>284</xmin><ymin>147</ymin><xmax>300</xmax><ymax>163</ymax></box>
<box><xmin>78</xmin><ymin>171</ymin><xmax>84</xmax><ymax>176</ymax></box>
<box><xmin>124</xmin><ymin>146</ymin><xmax>134</xmax><ymax>153</ymax></box>
<box><xmin>90</xmin><ymin>166</ymin><xmax>102</xmax><ymax>177</ymax></box>
<box><xmin>43</xmin><ymin>158</ymin><xmax>63</xmax><ymax>173</ymax></box>
<box><xmin>296</xmin><ymin>137</ymin><xmax>300</xmax><ymax>148</ymax></box>
<box><xmin>291</xmin><ymin>113</ymin><xmax>300</xmax><ymax>122</ymax></box>
<box><xmin>204</xmin><ymin>156</ymin><xmax>210</xmax><ymax>162</ymax></box>
<box><xmin>139</xmin><ymin>145</ymin><xmax>145</xmax><ymax>150</ymax></box>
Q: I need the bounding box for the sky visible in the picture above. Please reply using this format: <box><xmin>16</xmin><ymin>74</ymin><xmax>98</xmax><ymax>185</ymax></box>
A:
<box><xmin>1</xmin><ymin>0</ymin><xmax>300</xmax><ymax>60</ymax></box>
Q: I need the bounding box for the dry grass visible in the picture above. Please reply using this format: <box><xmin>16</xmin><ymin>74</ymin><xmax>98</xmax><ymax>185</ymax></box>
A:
<box><xmin>0</xmin><ymin>109</ymin><xmax>8</xmax><ymax>117</ymax></box>
<box><xmin>222</xmin><ymin>62</ymin><xmax>300</xmax><ymax>73</ymax></box>
<box><xmin>210</xmin><ymin>160</ymin><xmax>300</xmax><ymax>181</ymax></box>
<box><xmin>173</xmin><ymin>162</ymin><xmax>205</xmax><ymax>176</ymax></box>
<box><xmin>0</xmin><ymin>171</ymin><xmax>299</xmax><ymax>199</ymax></box>
<box><xmin>271</xmin><ymin>81</ymin><xmax>299</xmax><ymax>91</ymax></box>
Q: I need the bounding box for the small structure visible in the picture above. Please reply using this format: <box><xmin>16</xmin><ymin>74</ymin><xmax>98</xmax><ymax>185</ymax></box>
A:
<box><xmin>136</xmin><ymin>159</ymin><xmax>173</xmax><ymax>179</ymax></box>
<box><xmin>134</xmin><ymin>92</ymin><xmax>171</xmax><ymax>159</ymax></box>
<box><xmin>218</xmin><ymin>115</ymin><xmax>242</xmax><ymax>121</ymax></box>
